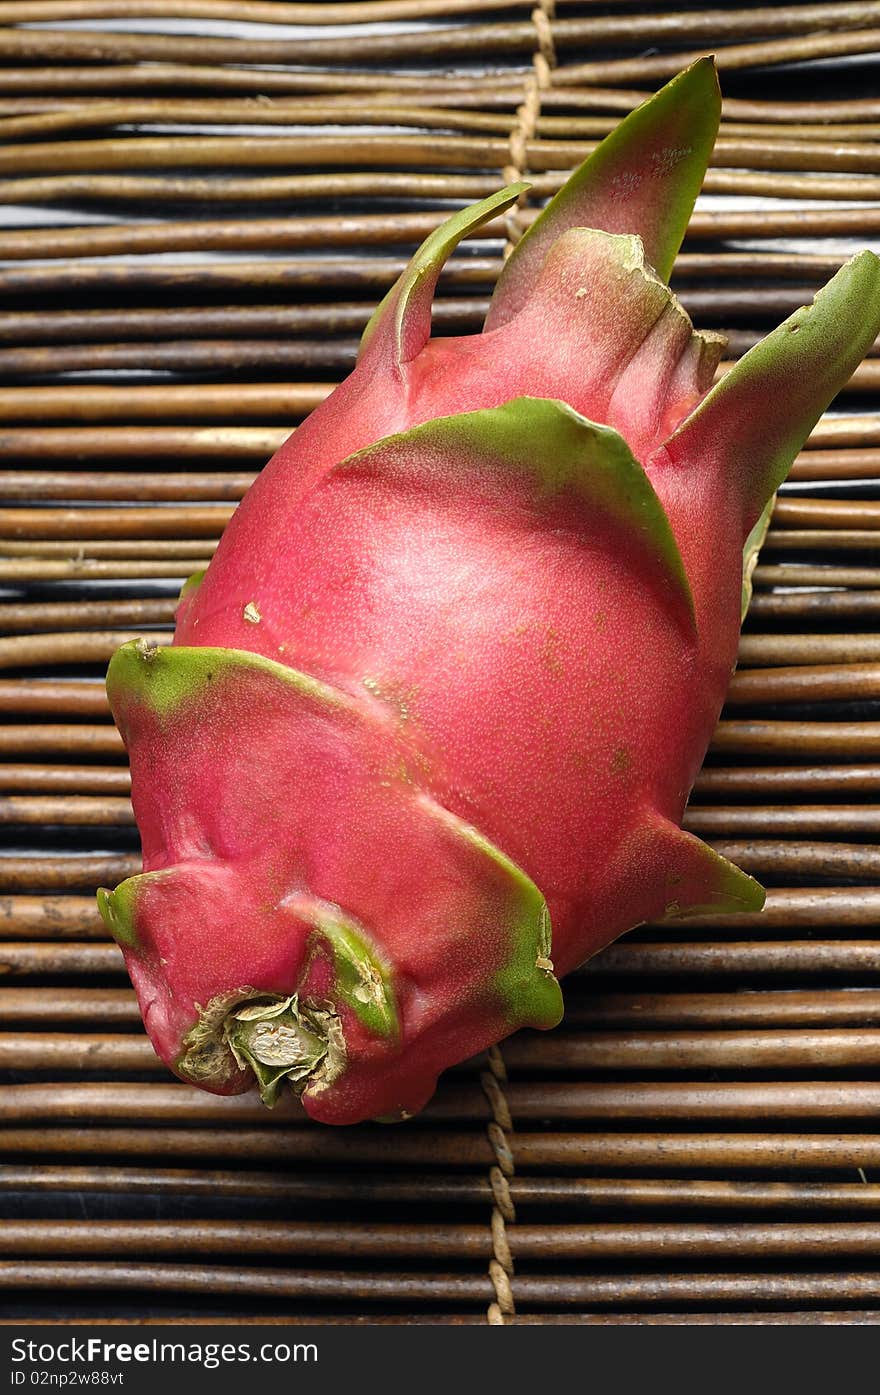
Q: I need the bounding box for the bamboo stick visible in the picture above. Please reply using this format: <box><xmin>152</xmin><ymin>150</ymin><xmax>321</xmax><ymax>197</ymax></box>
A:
<box><xmin>0</xmin><ymin>797</ymin><xmax>135</xmax><ymax>827</ymax></box>
<box><xmin>738</xmin><ymin>634</ymin><xmax>880</xmax><ymax>665</ymax></box>
<box><xmin>790</xmin><ymin>452</ymin><xmax>880</xmax><ymax>482</ymax></box>
<box><xmin>0</xmin><ymin>171</ymin><xmax>504</xmax><ymax>204</ymax></box>
<box><xmin>1</xmin><ymin>365</ymin><xmax>876</xmax><ymax>427</ymax></box>
<box><xmin>753</xmin><ymin>563</ymin><xmax>880</xmax><ymax>586</ymax></box>
<box><xmin>4</xmin><ymin>130</ymin><xmax>880</xmax><ymax>179</ymax></box>
<box><xmin>0</xmin><ymin>599</ymin><xmax>177</xmax><ymax>630</ymax></box>
<box><xmin>4</xmin><ymin>206</ymin><xmax>880</xmax><ymax>266</ymax></box>
<box><xmin>588</xmin><ymin>942</ymin><xmax>880</xmax><ymax>976</ymax></box>
<box><xmin>7</xmin><ymin>1217</ymin><xmax>880</xmax><ymax>1262</ymax></box>
<box><xmin>0</xmin><ymin>561</ymin><xmax>210</xmax><ymax>582</ymax></box>
<box><xmin>513</xmin><ymin>1135</ymin><xmax>880</xmax><ymax>1173</ymax></box>
<box><xmin>503</xmin><ymin>1030</ymin><xmax>880</xmax><ymax>1073</ymax></box>
<box><xmin>727</xmin><ymin>664</ymin><xmax>880</xmax><ymax>704</ymax></box>
<box><xmin>0</xmin><ymin>1262</ymin><xmax>494</xmax><ymax>1303</ymax></box>
<box><xmin>4</xmin><ymin>985</ymin><xmax>878</xmax><ymax>1031</ymax></box>
<box><xmin>693</xmin><ymin>766</ymin><xmax>880</xmax><ymax>796</ymax></box>
<box><xmin>0</xmin><ymin>303</ymin><xmax>483</xmax><ymax>347</ymax></box>
<box><xmin>0</xmin><ymin>856</ymin><xmax>138</xmax><ymax>892</ymax></box>
<box><xmin>8</xmin><ymin>167</ymin><xmax>880</xmax><ymax>204</ymax></box>
<box><xmin>0</xmin><ymin>474</ymin><xmax>254</xmax><ymax>504</ymax></box>
<box><xmin>748</xmin><ymin>591</ymin><xmax>880</xmax><ymax>619</ymax></box>
<box><xmin>0</xmin><ymin>385</ymin><xmax>330</xmax><ymax>424</ymax></box>
<box><xmin>648</xmin><ymin>887</ymin><xmax>880</xmax><ymax>930</ymax></box>
<box><xmin>0</xmin><ymin>541</ymin><xmax>215</xmax><ymax>557</ymax></box>
<box><xmin>0</xmin><ymin>425</ymin><xmax>287</xmax><ymax>457</ymax></box>
<box><xmin>0</xmin><ymin>944</ymin><xmax>122</xmax><ymax>975</ymax></box>
<box><xmin>0</xmin><ymin>1127</ymin><xmax>495</xmax><ymax>1168</ymax></box>
<box><xmin>0</xmin><ymin>632</ymin><xmax>170</xmax><ymax>669</ymax></box>
<box><xmin>1</xmin><ymin>4</ymin><xmax>878</xmax><ymax>66</ymax></box>
<box><xmin>711</xmin><ymin>722</ymin><xmax>880</xmax><ymax>757</ymax></box>
<box><xmin>0</xmin><ymin>341</ymin><xmax>356</xmax><ymax>377</ymax></box>
<box><xmin>0</xmin><ymin>766</ymin><xmax>129</xmax><ymax>795</ymax></box>
<box><xmin>708</xmin><ymin>840</ymin><xmax>880</xmax><ymax>881</ymax></box>
<box><xmin>566</xmin><ymin>988</ymin><xmax>880</xmax><ymax>1030</ymax></box>
<box><xmin>0</xmin><ymin>680</ymin><xmax>111</xmax><ymax>716</ymax></box>
<box><xmin>0</xmin><ymin>257</ymin><xmax>497</xmax><ymax>297</ymax></box>
<box><xmin>0</xmin><ymin>505</ymin><xmax>233</xmax><ymax>537</ymax></box>
<box><xmin>4</xmin><ymin>1166</ymin><xmax>879</xmax><ymax>1216</ymax></box>
<box><xmin>0</xmin><ymin>726</ymin><xmax>124</xmax><ymax>758</ymax></box>
<box><xmin>0</xmin><ymin>896</ymin><xmax>112</xmax><ymax>939</ymax></box>
<box><xmin>686</xmin><ymin>807</ymin><xmax>880</xmax><ymax>838</ymax></box>
<box><xmin>0</xmin><ymin>0</ymin><xmax>545</xmax><ymax>21</ymax></box>
<box><xmin>554</xmin><ymin>27</ymin><xmax>880</xmax><ymax>85</ymax></box>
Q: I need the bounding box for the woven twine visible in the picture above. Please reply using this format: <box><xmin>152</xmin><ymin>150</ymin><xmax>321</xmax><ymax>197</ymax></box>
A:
<box><xmin>502</xmin><ymin>0</ymin><xmax>557</xmax><ymax>255</ymax></box>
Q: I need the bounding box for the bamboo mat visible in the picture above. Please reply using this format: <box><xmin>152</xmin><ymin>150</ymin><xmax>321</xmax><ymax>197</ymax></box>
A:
<box><xmin>1</xmin><ymin>0</ymin><xmax>880</xmax><ymax>1326</ymax></box>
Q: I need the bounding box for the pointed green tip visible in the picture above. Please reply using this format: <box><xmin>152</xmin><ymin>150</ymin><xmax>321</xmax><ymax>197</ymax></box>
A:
<box><xmin>97</xmin><ymin>880</ymin><xmax>141</xmax><ymax>949</ymax></box>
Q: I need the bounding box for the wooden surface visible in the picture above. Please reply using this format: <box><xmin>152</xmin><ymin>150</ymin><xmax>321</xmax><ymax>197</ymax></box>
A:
<box><xmin>1</xmin><ymin>0</ymin><xmax>880</xmax><ymax>1325</ymax></box>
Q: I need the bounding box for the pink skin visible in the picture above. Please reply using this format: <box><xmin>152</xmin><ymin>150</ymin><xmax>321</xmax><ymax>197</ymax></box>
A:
<box><xmin>103</xmin><ymin>61</ymin><xmax>880</xmax><ymax>1122</ymax></box>
<box><xmin>176</xmin><ymin>233</ymin><xmax>732</xmax><ymax>960</ymax></box>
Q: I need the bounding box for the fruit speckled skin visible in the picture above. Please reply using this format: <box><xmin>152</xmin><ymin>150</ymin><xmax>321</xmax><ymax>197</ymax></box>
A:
<box><xmin>100</xmin><ymin>61</ymin><xmax>880</xmax><ymax>1124</ymax></box>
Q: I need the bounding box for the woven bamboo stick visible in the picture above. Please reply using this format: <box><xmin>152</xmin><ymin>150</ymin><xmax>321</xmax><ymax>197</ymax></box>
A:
<box><xmin>0</xmin><ymin>1128</ymin><xmax>495</xmax><ymax>1167</ymax></box>
<box><xmin>513</xmin><ymin>1275</ymin><xmax>880</xmax><ymax>1306</ymax></box>
<box><xmin>0</xmin><ymin>474</ymin><xmax>254</xmax><ymax>503</ymax></box>
<box><xmin>0</xmin><ymin>257</ymin><xmax>497</xmax><ymax>296</ymax></box>
<box><xmin>0</xmin><ymin>680</ymin><xmax>110</xmax><ymax>717</ymax></box>
<box><xmin>748</xmin><ymin>592</ymin><xmax>880</xmax><ymax>619</ymax></box>
<box><xmin>4</xmin><ymin>207</ymin><xmax>880</xmax><ymax>267</ymax></box>
<box><xmin>5</xmin><ymin>1166</ymin><xmax>879</xmax><ymax>1216</ymax></box>
<box><xmin>3</xmin><ymin>3</ymin><xmax>880</xmax><ymax>66</ymax></box>
<box><xmin>708</xmin><ymin>841</ymin><xmax>880</xmax><ymax>881</ymax></box>
<box><xmin>653</xmin><ymin>887</ymin><xmax>880</xmax><ymax>929</ymax></box>
<box><xmin>1</xmin><ymin>366</ymin><xmax>876</xmax><ymax>426</ymax></box>
<box><xmin>513</xmin><ymin>1135</ymin><xmax>880</xmax><ymax>1173</ymax></box>
<box><xmin>0</xmin><ymin>0</ymin><xmax>544</xmax><ymax>20</ymax></box>
<box><xmin>0</xmin><ymin>599</ymin><xmax>177</xmax><ymax>630</ymax></box>
<box><xmin>0</xmin><ymin>424</ymin><xmax>286</xmax><ymax>457</ymax></box>
<box><xmin>8</xmin><ymin>1217</ymin><xmax>880</xmax><ymax>1261</ymax></box>
<box><xmin>0</xmin><ymin>386</ymin><xmax>329</xmax><ymax>424</ymax></box>
<box><xmin>0</xmin><ymin>725</ymin><xmax>125</xmax><ymax>757</ymax></box>
<box><xmin>0</xmin><ymin>1262</ymin><xmax>492</xmax><ymax>1303</ymax></box>
<box><xmin>0</xmin><ymin>541</ymin><xmax>215</xmax><ymax>557</ymax></box>
<box><xmin>0</xmin><ymin>856</ymin><xmax>137</xmax><ymax>892</ymax></box>
<box><xmin>11</xmin><ymin>1026</ymin><xmax>880</xmax><ymax>1075</ymax></box>
<box><xmin>738</xmin><ymin>634</ymin><xmax>880</xmax><ymax>665</ymax></box>
<box><xmin>0</xmin><ymin>633</ymin><xmax>170</xmax><ymax>670</ymax></box>
<box><xmin>790</xmin><ymin>452</ymin><xmax>880</xmax><ymax>482</ymax></box>
<box><xmin>0</xmin><ymin>895</ymin><xmax>113</xmax><ymax>939</ymax></box>
<box><xmin>4</xmin><ymin>986</ymin><xmax>878</xmax><ymax>1031</ymax></box>
<box><xmin>554</xmin><ymin>27</ymin><xmax>880</xmax><ymax>85</ymax></box>
<box><xmin>0</xmin><ymin>303</ymin><xmax>484</xmax><ymax>346</ymax></box>
<box><xmin>0</xmin><ymin>767</ymin><xmax>129</xmax><ymax>795</ymax></box>
<box><xmin>0</xmin><ymin>171</ymin><xmax>504</xmax><ymax>203</ymax></box>
<box><xmin>0</xmin><ymin>797</ymin><xmax>135</xmax><ymax>827</ymax></box>
<box><xmin>0</xmin><ymin>944</ymin><xmax>122</xmax><ymax>975</ymax></box>
<box><xmin>6</xmin><ymin>130</ymin><xmax>880</xmax><ymax>178</ymax></box>
<box><xmin>8</xmin><ymin>167</ymin><xmax>880</xmax><ymax>204</ymax></box>
<box><xmin>686</xmin><ymin>807</ymin><xmax>880</xmax><ymax>837</ymax></box>
<box><xmin>0</xmin><ymin>561</ymin><xmax>210</xmax><ymax>582</ymax></box>
<box><xmin>0</xmin><ymin>988</ymin><xmax>137</xmax><ymax>1023</ymax></box>
<box><xmin>0</xmin><ymin>505</ymin><xmax>233</xmax><ymax>537</ymax></box>
<box><xmin>711</xmin><ymin>722</ymin><xmax>880</xmax><ymax>757</ymax></box>
<box><xmin>567</xmin><ymin>989</ymin><xmax>880</xmax><ymax>1029</ymax></box>
<box><xmin>588</xmin><ymin>942</ymin><xmax>880</xmax><ymax>976</ymax></box>
<box><xmin>727</xmin><ymin>665</ymin><xmax>880</xmax><ymax>704</ymax></box>
<box><xmin>693</xmin><ymin>766</ymin><xmax>880</xmax><ymax>796</ymax></box>
<box><xmin>0</xmin><ymin>341</ymin><xmax>357</xmax><ymax>376</ymax></box>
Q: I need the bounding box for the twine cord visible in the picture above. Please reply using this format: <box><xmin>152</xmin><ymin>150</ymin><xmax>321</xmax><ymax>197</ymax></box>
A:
<box><xmin>502</xmin><ymin>0</ymin><xmax>557</xmax><ymax>255</ymax></box>
<box><xmin>482</xmin><ymin>1043</ymin><xmax>517</xmax><ymax>1324</ymax></box>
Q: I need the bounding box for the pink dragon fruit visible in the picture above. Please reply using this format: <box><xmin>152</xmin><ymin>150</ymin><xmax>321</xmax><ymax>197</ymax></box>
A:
<box><xmin>99</xmin><ymin>60</ymin><xmax>880</xmax><ymax>1124</ymax></box>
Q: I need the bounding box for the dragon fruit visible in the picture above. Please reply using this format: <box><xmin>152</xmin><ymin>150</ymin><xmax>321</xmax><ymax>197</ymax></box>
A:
<box><xmin>98</xmin><ymin>59</ymin><xmax>880</xmax><ymax>1124</ymax></box>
